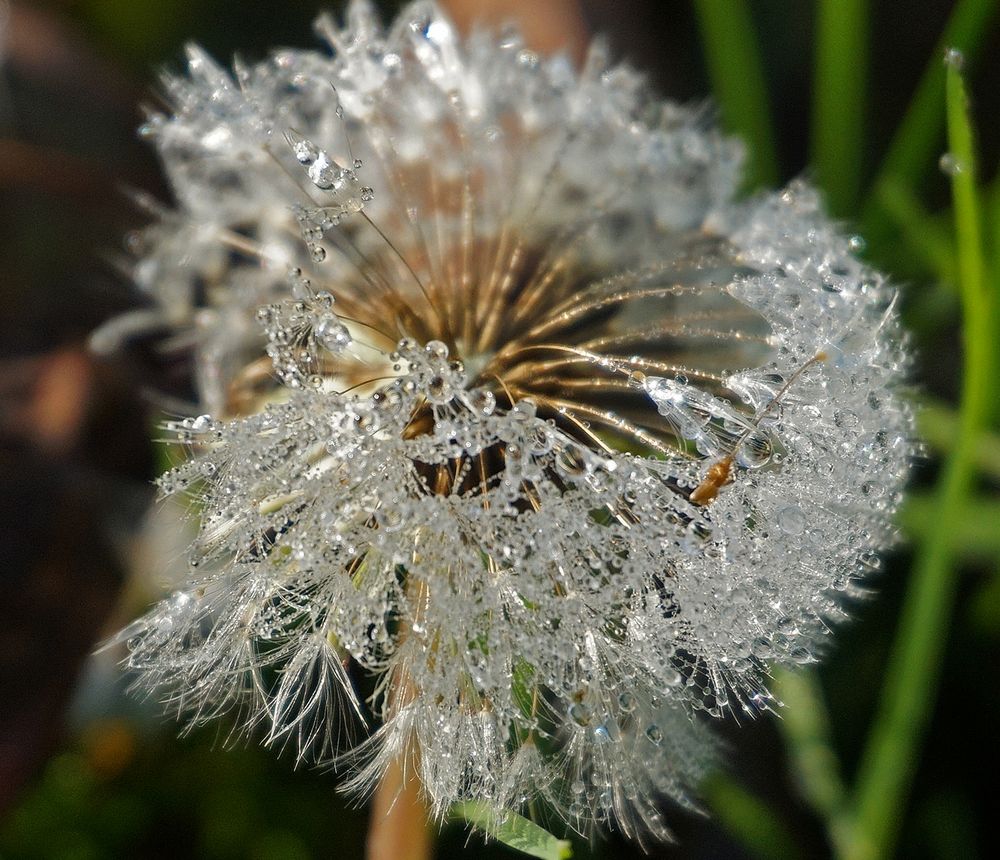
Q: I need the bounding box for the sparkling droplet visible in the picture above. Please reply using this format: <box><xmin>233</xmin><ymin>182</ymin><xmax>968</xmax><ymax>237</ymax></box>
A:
<box><xmin>293</xmin><ymin>139</ymin><xmax>318</xmax><ymax>164</ymax></box>
<box><xmin>735</xmin><ymin>431</ymin><xmax>773</xmax><ymax>468</ymax></box>
<box><xmin>645</xmin><ymin>724</ymin><xmax>663</xmax><ymax>745</ymax></box>
<box><xmin>426</xmin><ymin>374</ymin><xmax>453</xmax><ymax>404</ymax></box>
<box><xmin>569</xmin><ymin>701</ymin><xmax>592</xmax><ymax>726</ymax></box>
<box><xmin>556</xmin><ymin>444</ymin><xmax>589</xmax><ymax>478</ymax></box>
<box><xmin>463</xmin><ymin>388</ymin><xmax>496</xmax><ymax>416</ymax></box>
<box><xmin>425</xmin><ymin>340</ymin><xmax>449</xmax><ymax>359</ymax></box>
<box><xmin>943</xmin><ymin>47</ymin><xmax>965</xmax><ymax>70</ymax></box>
<box><xmin>939</xmin><ymin>152</ymin><xmax>964</xmax><ymax>176</ymax></box>
<box><xmin>315</xmin><ymin>315</ymin><xmax>351</xmax><ymax>352</ymax></box>
<box><xmin>776</xmin><ymin>506</ymin><xmax>806</xmax><ymax>536</ymax></box>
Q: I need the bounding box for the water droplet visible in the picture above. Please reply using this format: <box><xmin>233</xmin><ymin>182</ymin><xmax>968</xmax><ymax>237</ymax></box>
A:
<box><xmin>848</xmin><ymin>234</ymin><xmax>866</xmax><ymax>253</ymax></box>
<box><xmin>426</xmin><ymin>374</ymin><xmax>453</xmax><ymax>403</ymax></box>
<box><xmin>556</xmin><ymin>444</ymin><xmax>589</xmax><ymax>478</ymax></box>
<box><xmin>315</xmin><ymin>315</ymin><xmax>351</xmax><ymax>352</ymax></box>
<box><xmin>645</xmin><ymin>724</ymin><xmax>663</xmax><ymax>745</ymax></box>
<box><xmin>463</xmin><ymin>388</ymin><xmax>495</xmax><ymax>416</ymax></box>
<box><xmin>861</xmin><ymin>480</ymin><xmax>885</xmax><ymax>498</ymax></box>
<box><xmin>593</xmin><ymin>723</ymin><xmax>612</xmax><ymax>743</ymax></box>
<box><xmin>618</xmin><ymin>692</ymin><xmax>637</xmax><ymax>713</ymax></box>
<box><xmin>569</xmin><ymin>701</ymin><xmax>592</xmax><ymax>726</ymax></box>
<box><xmin>944</xmin><ymin>47</ymin><xmax>965</xmax><ymax>70</ymax></box>
<box><xmin>776</xmin><ymin>505</ymin><xmax>806</xmax><ymax>536</ymax></box>
<box><xmin>939</xmin><ymin>152</ymin><xmax>964</xmax><ymax>176</ymax></box>
<box><xmin>375</xmin><ymin>508</ymin><xmax>403</xmax><ymax>532</ymax></box>
<box><xmin>310</xmin><ymin>244</ymin><xmax>327</xmax><ymax>262</ymax></box>
<box><xmin>735</xmin><ymin>431</ymin><xmax>773</xmax><ymax>468</ymax></box>
<box><xmin>425</xmin><ymin>340</ymin><xmax>449</xmax><ymax>359</ymax></box>
<box><xmin>662</xmin><ymin>667</ymin><xmax>682</xmax><ymax>687</ymax></box>
<box><xmin>293</xmin><ymin>139</ymin><xmax>318</xmax><ymax>164</ymax></box>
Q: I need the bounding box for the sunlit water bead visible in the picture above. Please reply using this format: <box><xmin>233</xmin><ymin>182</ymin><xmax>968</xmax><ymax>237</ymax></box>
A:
<box><xmin>943</xmin><ymin>46</ymin><xmax>965</xmax><ymax>70</ymax></box>
<box><xmin>314</xmin><ymin>314</ymin><xmax>352</xmax><ymax>352</ymax></box>
<box><xmin>938</xmin><ymin>152</ymin><xmax>966</xmax><ymax>177</ymax></box>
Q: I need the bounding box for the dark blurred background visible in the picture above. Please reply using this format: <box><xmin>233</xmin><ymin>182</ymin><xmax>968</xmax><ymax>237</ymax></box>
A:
<box><xmin>1</xmin><ymin>1</ymin><xmax>997</xmax><ymax>858</ymax></box>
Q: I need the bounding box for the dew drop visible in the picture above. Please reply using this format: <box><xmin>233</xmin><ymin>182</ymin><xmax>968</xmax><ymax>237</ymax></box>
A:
<box><xmin>943</xmin><ymin>47</ymin><xmax>965</xmax><ymax>70</ymax></box>
<box><xmin>662</xmin><ymin>667</ymin><xmax>682</xmax><ymax>687</ymax></box>
<box><xmin>464</xmin><ymin>388</ymin><xmax>496</xmax><ymax>416</ymax></box>
<box><xmin>555</xmin><ymin>444</ymin><xmax>589</xmax><ymax>478</ymax></box>
<box><xmin>735</xmin><ymin>431</ymin><xmax>773</xmax><ymax>468</ymax></box>
<box><xmin>939</xmin><ymin>152</ymin><xmax>964</xmax><ymax>176</ymax></box>
<box><xmin>375</xmin><ymin>508</ymin><xmax>403</xmax><ymax>532</ymax></box>
<box><xmin>425</xmin><ymin>340</ymin><xmax>449</xmax><ymax>360</ymax></box>
<box><xmin>315</xmin><ymin>315</ymin><xmax>351</xmax><ymax>352</ymax></box>
<box><xmin>426</xmin><ymin>375</ymin><xmax>453</xmax><ymax>403</ymax></box>
<box><xmin>569</xmin><ymin>701</ymin><xmax>592</xmax><ymax>726</ymax></box>
<box><xmin>776</xmin><ymin>505</ymin><xmax>806</xmax><ymax>536</ymax></box>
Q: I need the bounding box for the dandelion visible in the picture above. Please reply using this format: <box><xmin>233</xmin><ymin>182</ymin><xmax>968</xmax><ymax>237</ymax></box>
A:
<box><xmin>105</xmin><ymin>0</ymin><xmax>913</xmax><ymax>845</ymax></box>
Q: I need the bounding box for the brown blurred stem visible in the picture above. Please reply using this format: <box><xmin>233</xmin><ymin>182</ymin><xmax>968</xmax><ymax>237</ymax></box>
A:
<box><xmin>367</xmin><ymin>754</ymin><xmax>434</xmax><ymax>860</ymax></box>
<box><xmin>443</xmin><ymin>0</ymin><xmax>588</xmax><ymax>64</ymax></box>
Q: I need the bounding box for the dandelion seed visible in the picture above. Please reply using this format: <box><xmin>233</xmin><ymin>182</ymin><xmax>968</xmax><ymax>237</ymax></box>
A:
<box><xmin>103</xmin><ymin>0</ymin><xmax>913</xmax><ymax>843</ymax></box>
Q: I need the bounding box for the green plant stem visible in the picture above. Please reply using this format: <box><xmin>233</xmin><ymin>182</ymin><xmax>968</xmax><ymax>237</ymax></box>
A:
<box><xmin>772</xmin><ymin>669</ymin><xmax>851</xmax><ymax>855</ymax></box>
<box><xmin>692</xmin><ymin>0</ymin><xmax>779</xmax><ymax>189</ymax></box>
<box><xmin>846</xmin><ymin>62</ymin><xmax>994</xmax><ymax>860</ymax></box>
<box><xmin>812</xmin><ymin>0</ymin><xmax>868</xmax><ymax>215</ymax></box>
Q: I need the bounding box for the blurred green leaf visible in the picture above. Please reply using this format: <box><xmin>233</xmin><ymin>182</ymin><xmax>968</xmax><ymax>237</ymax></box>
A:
<box><xmin>812</xmin><ymin>0</ymin><xmax>868</xmax><ymax>215</ymax></box>
<box><xmin>702</xmin><ymin>773</ymin><xmax>801</xmax><ymax>860</ymax></box>
<box><xmin>772</xmin><ymin>669</ymin><xmax>850</xmax><ymax>854</ymax></box>
<box><xmin>692</xmin><ymin>0</ymin><xmax>779</xmax><ymax>189</ymax></box>
<box><xmin>969</xmin><ymin>564</ymin><xmax>1000</xmax><ymax>632</ymax></box>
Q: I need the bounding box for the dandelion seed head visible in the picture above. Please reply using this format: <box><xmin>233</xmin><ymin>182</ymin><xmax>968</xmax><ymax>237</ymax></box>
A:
<box><xmin>108</xmin><ymin>0</ymin><xmax>914</xmax><ymax>842</ymax></box>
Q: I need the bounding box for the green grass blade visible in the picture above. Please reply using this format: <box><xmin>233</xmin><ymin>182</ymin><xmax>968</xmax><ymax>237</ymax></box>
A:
<box><xmin>693</xmin><ymin>0</ymin><xmax>779</xmax><ymax>189</ymax></box>
<box><xmin>772</xmin><ymin>669</ymin><xmax>851</xmax><ymax>854</ymax></box>
<box><xmin>864</xmin><ymin>0</ymin><xmax>996</xmax><ymax>220</ymax></box>
<box><xmin>702</xmin><ymin>774</ymin><xmax>801</xmax><ymax>860</ymax></box>
<box><xmin>846</xmin><ymin>58</ymin><xmax>994</xmax><ymax>860</ymax></box>
<box><xmin>811</xmin><ymin>0</ymin><xmax>868</xmax><ymax>215</ymax></box>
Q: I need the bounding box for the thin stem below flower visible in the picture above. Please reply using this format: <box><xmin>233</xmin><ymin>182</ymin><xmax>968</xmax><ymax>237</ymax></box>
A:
<box><xmin>366</xmin><ymin>753</ymin><xmax>434</xmax><ymax>860</ymax></box>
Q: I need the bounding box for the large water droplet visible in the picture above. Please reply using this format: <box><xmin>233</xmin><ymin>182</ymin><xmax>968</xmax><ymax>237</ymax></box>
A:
<box><xmin>315</xmin><ymin>315</ymin><xmax>351</xmax><ymax>352</ymax></box>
